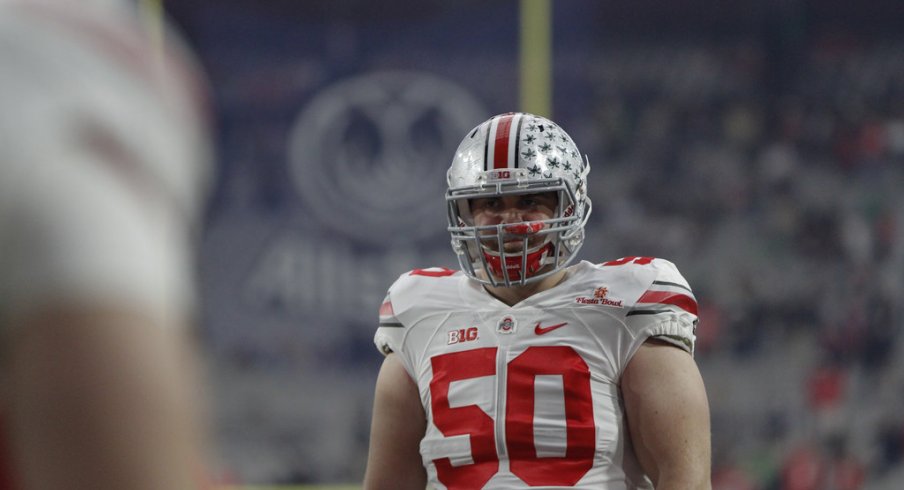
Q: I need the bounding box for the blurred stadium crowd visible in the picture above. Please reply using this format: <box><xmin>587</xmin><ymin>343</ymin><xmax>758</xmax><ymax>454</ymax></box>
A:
<box><xmin>575</xmin><ymin>40</ymin><xmax>904</xmax><ymax>490</ymax></box>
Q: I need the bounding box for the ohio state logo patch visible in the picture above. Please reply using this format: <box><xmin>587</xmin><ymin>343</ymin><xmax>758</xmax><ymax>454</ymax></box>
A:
<box><xmin>496</xmin><ymin>316</ymin><xmax>517</xmax><ymax>334</ymax></box>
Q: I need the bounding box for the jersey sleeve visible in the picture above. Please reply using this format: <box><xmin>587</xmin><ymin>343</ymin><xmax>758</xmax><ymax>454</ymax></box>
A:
<box><xmin>625</xmin><ymin>258</ymin><xmax>698</xmax><ymax>355</ymax></box>
<box><xmin>374</xmin><ymin>290</ymin><xmax>405</xmax><ymax>356</ymax></box>
<box><xmin>373</xmin><ymin>267</ymin><xmax>458</xmax><ymax>357</ymax></box>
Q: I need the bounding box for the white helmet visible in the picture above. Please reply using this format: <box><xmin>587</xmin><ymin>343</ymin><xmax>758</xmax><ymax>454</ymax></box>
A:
<box><xmin>446</xmin><ymin>112</ymin><xmax>592</xmax><ymax>286</ymax></box>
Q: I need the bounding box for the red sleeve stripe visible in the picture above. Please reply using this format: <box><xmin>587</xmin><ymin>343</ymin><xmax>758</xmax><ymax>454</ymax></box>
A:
<box><xmin>637</xmin><ymin>290</ymin><xmax>698</xmax><ymax>315</ymax></box>
<box><xmin>379</xmin><ymin>301</ymin><xmax>394</xmax><ymax>317</ymax></box>
<box><xmin>409</xmin><ymin>267</ymin><xmax>456</xmax><ymax>277</ymax></box>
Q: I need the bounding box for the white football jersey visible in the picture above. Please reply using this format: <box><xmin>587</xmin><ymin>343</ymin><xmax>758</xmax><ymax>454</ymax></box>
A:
<box><xmin>0</xmin><ymin>0</ymin><xmax>211</xmax><ymax>327</ymax></box>
<box><xmin>375</xmin><ymin>258</ymin><xmax>698</xmax><ymax>490</ymax></box>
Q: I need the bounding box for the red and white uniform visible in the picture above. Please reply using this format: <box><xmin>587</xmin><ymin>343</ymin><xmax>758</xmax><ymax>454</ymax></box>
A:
<box><xmin>375</xmin><ymin>258</ymin><xmax>698</xmax><ymax>490</ymax></box>
<box><xmin>0</xmin><ymin>1</ymin><xmax>210</xmax><ymax>487</ymax></box>
<box><xmin>0</xmin><ymin>0</ymin><xmax>210</xmax><ymax>326</ymax></box>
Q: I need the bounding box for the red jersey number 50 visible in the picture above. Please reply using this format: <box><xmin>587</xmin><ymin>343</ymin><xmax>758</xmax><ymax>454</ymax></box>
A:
<box><xmin>429</xmin><ymin>346</ymin><xmax>595</xmax><ymax>489</ymax></box>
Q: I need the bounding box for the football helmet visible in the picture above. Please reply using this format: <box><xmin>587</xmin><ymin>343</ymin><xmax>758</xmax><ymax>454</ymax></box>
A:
<box><xmin>446</xmin><ymin>112</ymin><xmax>592</xmax><ymax>286</ymax></box>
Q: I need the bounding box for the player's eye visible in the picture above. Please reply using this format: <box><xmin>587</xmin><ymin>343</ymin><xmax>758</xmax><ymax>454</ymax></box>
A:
<box><xmin>519</xmin><ymin>193</ymin><xmax>555</xmax><ymax>209</ymax></box>
<box><xmin>470</xmin><ymin>197</ymin><xmax>501</xmax><ymax>211</ymax></box>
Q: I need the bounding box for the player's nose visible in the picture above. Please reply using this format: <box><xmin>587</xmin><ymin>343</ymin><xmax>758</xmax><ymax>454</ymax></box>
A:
<box><xmin>498</xmin><ymin>207</ymin><xmax>526</xmax><ymax>223</ymax></box>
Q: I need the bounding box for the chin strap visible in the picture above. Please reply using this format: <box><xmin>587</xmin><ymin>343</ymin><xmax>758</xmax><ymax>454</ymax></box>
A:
<box><xmin>483</xmin><ymin>242</ymin><xmax>554</xmax><ymax>282</ymax></box>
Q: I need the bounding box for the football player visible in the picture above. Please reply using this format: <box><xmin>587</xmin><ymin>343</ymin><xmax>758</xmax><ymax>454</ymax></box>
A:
<box><xmin>0</xmin><ymin>0</ymin><xmax>212</xmax><ymax>488</ymax></box>
<box><xmin>365</xmin><ymin>113</ymin><xmax>711</xmax><ymax>489</ymax></box>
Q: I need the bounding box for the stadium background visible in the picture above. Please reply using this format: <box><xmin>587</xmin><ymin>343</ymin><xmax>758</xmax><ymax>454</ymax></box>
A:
<box><xmin>162</xmin><ymin>0</ymin><xmax>904</xmax><ymax>488</ymax></box>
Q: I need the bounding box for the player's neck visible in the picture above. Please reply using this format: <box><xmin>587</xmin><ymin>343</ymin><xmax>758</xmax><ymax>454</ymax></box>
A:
<box><xmin>482</xmin><ymin>269</ymin><xmax>568</xmax><ymax>307</ymax></box>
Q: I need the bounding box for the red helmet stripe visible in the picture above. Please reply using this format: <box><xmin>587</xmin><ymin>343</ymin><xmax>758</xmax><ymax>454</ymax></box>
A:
<box><xmin>492</xmin><ymin>114</ymin><xmax>515</xmax><ymax>169</ymax></box>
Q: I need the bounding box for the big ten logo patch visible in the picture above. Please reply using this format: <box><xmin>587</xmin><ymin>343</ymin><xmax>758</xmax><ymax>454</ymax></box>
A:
<box><xmin>448</xmin><ymin>327</ymin><xmax>479</xmax><ymax>345</ymax></box>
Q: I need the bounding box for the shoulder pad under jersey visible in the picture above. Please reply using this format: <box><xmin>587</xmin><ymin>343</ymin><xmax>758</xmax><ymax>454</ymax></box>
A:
<box><xmin>599</xmin><ymin>257</ymin><xmax>698</xmax><ymax>354</ymax></box>
<box><xmin>373</xmin><ymin>267</ymin><xmax>461</xmax><ymax>356</ymax></box>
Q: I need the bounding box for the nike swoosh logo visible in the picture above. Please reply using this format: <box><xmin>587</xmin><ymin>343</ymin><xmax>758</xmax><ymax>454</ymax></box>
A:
<box><xmin>534</xmin><ymin>322</ymin><xmax>568</xmax><ymax>335</ymax></box>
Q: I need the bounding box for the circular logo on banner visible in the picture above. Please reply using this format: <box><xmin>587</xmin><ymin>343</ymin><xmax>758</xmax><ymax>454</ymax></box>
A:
<box><xmin>287</xmin><ymin>71</ymin><xmax>487</xmax><ymax>245</ymax></box>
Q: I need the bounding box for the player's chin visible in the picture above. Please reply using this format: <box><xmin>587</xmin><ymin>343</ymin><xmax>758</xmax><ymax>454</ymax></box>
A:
<box><xmin>478</xmin><ymin>240</ymin><xmax>519</xmax><ymax>253</ymax></box>
<box><xmin>505</xmin><ymin>236</ymin><xmax>548</xmax><ymax>252</ymax></box>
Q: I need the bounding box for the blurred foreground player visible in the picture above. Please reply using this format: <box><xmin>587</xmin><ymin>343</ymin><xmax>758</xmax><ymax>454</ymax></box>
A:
<box><xmin>0</xmin><ymin>0</ymin><xmax>212</xmax><ymax>488</ymax></box>
<box><xmin>365</xmin><ymin>113</ymin><xmax>711</xmax><ymax>489</ymax></box>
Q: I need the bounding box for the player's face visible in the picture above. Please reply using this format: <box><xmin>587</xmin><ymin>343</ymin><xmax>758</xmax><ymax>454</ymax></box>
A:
<box><xmin>469</xmin><ymin>192</ymin><xmax>558</xmax><ymax>252</ymax></box>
